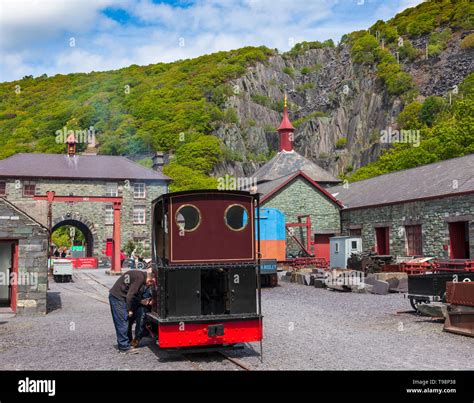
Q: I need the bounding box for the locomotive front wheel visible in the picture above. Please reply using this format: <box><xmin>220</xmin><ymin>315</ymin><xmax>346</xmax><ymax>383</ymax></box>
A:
<box><xmin>409</xmin><ymin>298</ymin><xmax>429</xmax><ymax>313</ymax></box>
<box><xmin>409</xmin><ymin>298</ymin><xmax>418</xmax><ymax>311</ymax></box>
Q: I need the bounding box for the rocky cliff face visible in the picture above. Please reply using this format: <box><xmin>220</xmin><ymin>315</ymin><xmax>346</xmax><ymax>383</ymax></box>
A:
<box><xmin>211</xmin><ymin>30</ymin><xmax>473</xmax><ymax>179</ymax></box>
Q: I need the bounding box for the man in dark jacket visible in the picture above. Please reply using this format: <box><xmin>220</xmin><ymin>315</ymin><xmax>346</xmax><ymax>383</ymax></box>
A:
<box><xmin>128</xmin><ymin>284</ymin><xmax>153</xmax><ymax>348</ymax></box>
<box><xmin>109</xmin><ymin>269</ymin><xmax>154</xmax><ymax>353</ymax></box>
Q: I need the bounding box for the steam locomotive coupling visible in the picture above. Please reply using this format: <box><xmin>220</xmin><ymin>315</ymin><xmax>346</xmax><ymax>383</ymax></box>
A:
<box><xmin>145</xmin><ymin>190</ymin><xmax>263</xmax><ymax>351</ymax></box>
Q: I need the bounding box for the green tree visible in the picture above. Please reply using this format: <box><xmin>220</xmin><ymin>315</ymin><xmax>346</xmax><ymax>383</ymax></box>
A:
<box><xmin>397</xmin><ymin>101</ymin><xmax>423</xmax><ymax>129</ymax></box>
<box><xmin>351</xmin><ymin>34</ymin><xmax>379</xmax><ymax>64</ymax></box>
<box><xmin>420</xmin><ymin>96</ymin><xmax>445</xmax><ymax>127</ymax></box>
<box><xmin>163</xmin><ymin>163</ymin><xmax>218</xmax><ymax>192</ymax></box>
<box><xmin>175</xmin><ymin>135</ymin><xmax>223</xmax><ymax>174</ymax></box>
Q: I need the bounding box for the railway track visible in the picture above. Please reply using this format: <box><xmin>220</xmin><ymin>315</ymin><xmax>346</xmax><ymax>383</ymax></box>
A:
<box><xmin>81</xmin><ymin>272</ymin><xmax>111</xmax><ymax>291</ymax></box>
<box><xmin>183</xmin><ymin>351</ymin><xmax>252</xmax><ymax>371</ymax></box>
<box><xmin>58</xmin><ymin>273</ymin><xmax>110</xmax><ymax>305</ymax></box>
<box><xmin>218</xmin><ymin>352</ymin><xmax>252</xmax><ymax>371</ymax></box>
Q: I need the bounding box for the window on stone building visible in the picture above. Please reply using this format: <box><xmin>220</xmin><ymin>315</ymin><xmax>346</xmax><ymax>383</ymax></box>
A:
<box><xmin>22</xmin><ymin>181</ymin><xmax>36</xmax><ymax>197</ymax></box>
<box><xmin>350</xmin><ymin>228</ymin><xmax>362</xmax><ymax>236</ymax></box>
<box><xmin>105</xmin><ymin>205</ymin><xmax>114</xmax><ymax>225</ymax></box>
<box><xmin>133</xmin><ymin>183</ymin><xmax>146</xmax><ymax>199</ymax></box>
<box><xmin>133</xmin><ymin>206</ymin><xmax>146</xmax><ymax>224</ymax></box>
<box><xmin>405</xmin><ymin>225</ymin><xmax>422</xmax><ymax>256</ymax></box>
<box><xmin>0</xmin><ymin>181</ymin><xmax>6</xmax><ymax>196</ymax></box>
<box><xmin>105</xmin><ymin>182</ymin><xmax>118</xmax><ymax>197</ymax></box>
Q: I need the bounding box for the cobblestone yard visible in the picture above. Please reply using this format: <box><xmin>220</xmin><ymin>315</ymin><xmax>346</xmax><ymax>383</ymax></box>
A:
<box><xmin>0</xmin><ymin>269</ymin><xmax>472</xmax><ymax>371</ymax></box>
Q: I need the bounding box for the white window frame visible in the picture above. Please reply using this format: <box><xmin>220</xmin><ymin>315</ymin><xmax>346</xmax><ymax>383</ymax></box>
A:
<box><xmin>133</xmin><ymin>206</ymin><xmax>146</xmax><ymax>225</ymax></box>
<box><xmin>105</xmin><ymin>182</ymin><xmax>118</xmax><ymax>197</ymax></box>
<box><xmin>105</xmin><ymin>205</ymin><xmax>114</xmax><ymax>225</ymax></box>
<box><xmin>133</xmin><ymin>183</ymin><xmax>146</xmax><ymax>199</ymax></box>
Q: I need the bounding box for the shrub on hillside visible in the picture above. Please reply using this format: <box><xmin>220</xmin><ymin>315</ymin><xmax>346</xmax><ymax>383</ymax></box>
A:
<box><xmin>335</xmin><ymin>137</ymin><xmax>348</xmax><ymax>149</ymax></box>
<box><xmin>461</xmin><ymin>33</ymin><xmax>474</xmax><ymax>50</ymax></box>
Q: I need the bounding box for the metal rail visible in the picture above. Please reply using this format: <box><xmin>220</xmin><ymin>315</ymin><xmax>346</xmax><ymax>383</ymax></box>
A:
<box><xmin>183</xmin><ymin>351</ymin><xmax>252</xmax><ymax>371</ymax></box>
<box><xmin>218</xmin><ymin>352</ymin><xmax>252</xmax><ymax>371</ymax></box>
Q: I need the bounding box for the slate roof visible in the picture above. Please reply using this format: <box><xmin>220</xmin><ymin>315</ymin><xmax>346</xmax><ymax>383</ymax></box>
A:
<box><xmin>0</xmin><ymin>197</ymin><xmax>48</xmax><ymax>230</ymax></box>
<box><xmin>253</xmin><ymin>150</ymin><xmax>340</xmax><ymax>184</ymax></box>
<box><xmin>0</xmin><ymin>153</ymin><xmax>171</xmax><ymax>181</ymax></box>
<box><xmin>257</xmin><ymin>170</ymin><xmax>343</xmax><ymax>207</ymax></box>
<box><xmin>329</xmin><ymin>154</ymin><xmax>474</xmax><ymax>209</ymax></box>
<box><xmin>256</xmin><ymin>173</ymin><xmax>295</xmax><ymax>197</ymax></box>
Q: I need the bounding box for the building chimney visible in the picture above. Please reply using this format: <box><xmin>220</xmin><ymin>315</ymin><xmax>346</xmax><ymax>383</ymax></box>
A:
<box><xmin>66</xmin><ymin>133</ymin><xmax>77</xmax><ymax>157</ymax></box>
<box><xmin>278</xmin><ymin>94</ymin><xmax>294</xmax><ymax>152</ymax></box>
<box><xmin>152</xmin><ymin>151</ymin><xmax>167</xmax><ymax>171</ymax></box>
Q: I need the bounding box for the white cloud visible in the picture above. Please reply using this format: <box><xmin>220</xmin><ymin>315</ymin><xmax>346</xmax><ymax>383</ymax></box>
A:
<box><xmin>397</xmin><ymin>0</ymin><xmax>424</xmax><ymax>13</ymax></box>
<box><xmin>0</xmin><ymin>0</ymin><xmax>426</xmax><ymax>82</ymax></box>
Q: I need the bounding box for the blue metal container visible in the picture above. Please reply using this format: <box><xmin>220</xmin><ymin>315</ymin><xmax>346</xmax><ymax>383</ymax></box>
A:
<box><xmin>256</xmin><ymin>208</ymin><xmax>286</xmax><ymax>241</ymax></box>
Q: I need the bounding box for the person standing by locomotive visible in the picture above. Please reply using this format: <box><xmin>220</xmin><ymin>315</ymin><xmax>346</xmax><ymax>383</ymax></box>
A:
<box><xmin>128</xmin><ymin>284</ymin><xmax>153</xmax><ymax>348</ymax></box>
<box><xmin>109</xmin><ymin>269</ymin><xmax>154</xmax><ymax>353</ymax></box>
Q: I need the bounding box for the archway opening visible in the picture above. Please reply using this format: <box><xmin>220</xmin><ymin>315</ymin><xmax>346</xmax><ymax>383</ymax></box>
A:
<box><xmin>51</xmin><ymin>220</ymin><xmax>94</xmax><ymax>257</ymax></box>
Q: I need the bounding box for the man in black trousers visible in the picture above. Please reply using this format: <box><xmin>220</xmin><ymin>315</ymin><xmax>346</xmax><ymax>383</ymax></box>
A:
<box><xmin>109</xmin><ymin>269</ymin><xmax>154</xmax><ymax>353</ymax></box>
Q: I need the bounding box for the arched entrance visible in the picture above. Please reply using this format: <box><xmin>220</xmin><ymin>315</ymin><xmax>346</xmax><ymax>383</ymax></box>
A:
<box><xmin>36</xmin><ymin>192</ymin><xmax>123</xmax><ymax>273</ymax></box>
<box><xmin>51</xmin><ymin>219</ymin><xmax>95</xmax><ymax>257</ymax></box>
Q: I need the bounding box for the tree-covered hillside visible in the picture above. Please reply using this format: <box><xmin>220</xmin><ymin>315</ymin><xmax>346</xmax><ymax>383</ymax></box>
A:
<box><xmin>0</xmin><ymin>46</ymin><xmax>274</xmax><ymax>190</ymax></box>
<box><xmin>0</xmin><ymin>0</ymin><xmax>472</xmax><ymax>189</ymax></box>
<box><xmin>343</xmin><ymin>0</ymin><xmax>474</xmax><ymax>181</ymax></box>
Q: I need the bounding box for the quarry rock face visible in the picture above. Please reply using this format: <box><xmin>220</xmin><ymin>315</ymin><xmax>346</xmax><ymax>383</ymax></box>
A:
<box><xmin>212</xmin><ymin>31</ymin><xmax>473</xmax><ymax>179</ymax></box>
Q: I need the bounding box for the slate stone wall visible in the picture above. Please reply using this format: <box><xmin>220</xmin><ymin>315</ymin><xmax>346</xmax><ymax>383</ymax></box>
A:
<box><xmin>0</xmin><ymin>200</ymin><xmax>49</xmax><ymax>315</ymax></box>
<box><xmin>2</xmin><ymin>178</ymin><xmax>168</xmax><ymax>258</ymax></box>
<box><xmin>340</xmin><ymin>194</ymin><xmax>474</xmax><ymax>258</ymax></box>
<box><xmin>261</xmin><ymin>177</ymin><xmax>341</xmax><ymax>255</ymax></box>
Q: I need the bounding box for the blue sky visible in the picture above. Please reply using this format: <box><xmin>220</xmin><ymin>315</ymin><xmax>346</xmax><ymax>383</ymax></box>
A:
<box><xmin>0</xmin><ymin>0</ymin><xmax>423</xmax><ymax>82</ymax></box>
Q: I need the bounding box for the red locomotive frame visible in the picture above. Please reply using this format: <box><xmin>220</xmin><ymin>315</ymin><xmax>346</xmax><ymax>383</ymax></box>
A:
<box><xmin>146</xmin><ymin>190</ymin><xmax>263</xmax><ymax>350</ymax></box>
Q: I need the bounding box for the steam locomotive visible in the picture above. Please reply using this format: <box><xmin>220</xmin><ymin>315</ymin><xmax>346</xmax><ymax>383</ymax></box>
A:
<box><xmin>145</xmin><ymin>190</ymin><xmax>263</xmax><ymax>350</ymax></box>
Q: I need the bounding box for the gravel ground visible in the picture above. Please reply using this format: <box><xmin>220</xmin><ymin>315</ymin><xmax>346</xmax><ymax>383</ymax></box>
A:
<box><xmin>0</xmin><ymin>269</ymin><xmax>472</xmax><ymax>371</ymax></box>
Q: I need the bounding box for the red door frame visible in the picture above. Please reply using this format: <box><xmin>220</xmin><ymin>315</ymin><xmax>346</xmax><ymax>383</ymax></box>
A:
<box><xmin>314</xmin><ymin>234</ymin><xmax>333</xmax><ymax>262</ymax></box>
<box><xmin>10</xmin><ymin>241</ymin><xmax>18</xmax><ymax>312</ymax></box>
<box><xmin>405</xmin><ymin>225</ymin><xmax>423</xmax><ymax>256</ymax></box>
<box><xmin>0</xmin><ymin>240</ymin><xmax>18</xmax><ymax>312</ymax></box>
<box><xmin>105</xmin><ymin>239</ymin><xmax>113</xmax><ymax>257</ymax></box>
<box><xmin>375</xmin><ymin>227</ymin><xmax>390</xmax><ymax>255</ymax></box>
<box><xmin>449</xmin><ymin>221</ymin><xmax>469</xmax><ymax>259</ymax></box>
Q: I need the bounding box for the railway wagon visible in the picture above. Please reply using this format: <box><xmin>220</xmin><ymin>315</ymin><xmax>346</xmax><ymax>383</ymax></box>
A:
<box><xmin>146</xmin><ymin>190</ymin><xmax>263</xmax><ymax>349</ymax></box>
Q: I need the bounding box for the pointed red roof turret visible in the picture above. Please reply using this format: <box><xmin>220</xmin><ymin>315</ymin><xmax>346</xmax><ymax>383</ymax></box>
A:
<box><xmin>278</xmin><ymin>95</ymin><xmax>294</xmax><ymax>152</ymax></box>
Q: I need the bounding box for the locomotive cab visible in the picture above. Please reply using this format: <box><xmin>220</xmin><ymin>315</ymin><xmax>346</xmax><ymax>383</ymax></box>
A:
<box><xmin>146</xmin><ymin>190</ymin><xmax>263</xmax><ymax>349</ymax></box>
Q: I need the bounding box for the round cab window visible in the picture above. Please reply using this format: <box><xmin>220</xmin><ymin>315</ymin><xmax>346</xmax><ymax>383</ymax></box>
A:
<box><xmin>175</xmin><ymin>205</ymin><xmax>201</xmax><ymax>232</ymax></box>
<box><xmin>225</xmin><ymin>204</ymin><xmax>249</xmax><ymax>231</ymax></box>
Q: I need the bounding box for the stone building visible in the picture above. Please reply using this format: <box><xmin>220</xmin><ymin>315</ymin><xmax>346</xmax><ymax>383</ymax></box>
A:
<box><xmin>254</xmin><ymin>98</ymin><xmax>342</xmax><ymax>258</ymax></box>
<box><xmin>0</xmin><ymin>145</ymin><xmax>170</xmax><ymax>262</ymax></box>
<box><xmin>330</xmin><ymin>155</ymin><xmax>474</xmax><ymax>259</ymax></box>
<box><xmin>0</xmin><ymin>198</ymin><xmax>49</xmax><ymax>315</ymax></box>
